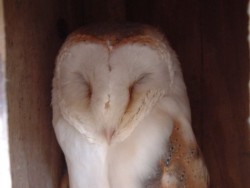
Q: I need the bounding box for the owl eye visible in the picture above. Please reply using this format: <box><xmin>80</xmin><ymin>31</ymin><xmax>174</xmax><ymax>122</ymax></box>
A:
<box><xmin>86</xmin><ymin>82</ymin><xmax>92</xmax><ymax>100</ymax></box>
<box><xmin>73</xmin><ymin>72</ymin><xmax>92</xmax><ymax>100</ymax></box>
<box><xmin>129</xmin><ymin>74</ymin><xmax>146</xmax><ymax>95</ymax></box>
<box><xmin>135</xmin><ymin>73</ymin><xmax>151</xmax><ymax>85</ymax></box>
<box><xmin>126</xmin><ymin>73</ymin><xmax>151</xmax><ymax>112</ymax></box>
<box><xmin>129</xmin><ymin>73</ymin><xmax>152</xmax><ymax>95</ymax></box>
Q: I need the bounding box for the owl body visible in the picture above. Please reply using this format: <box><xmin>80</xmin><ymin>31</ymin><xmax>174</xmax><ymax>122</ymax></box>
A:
<box><xmin>52</xmin><ymin>24</ymin><xmax>209</xmax><ymax>188</ymax></box>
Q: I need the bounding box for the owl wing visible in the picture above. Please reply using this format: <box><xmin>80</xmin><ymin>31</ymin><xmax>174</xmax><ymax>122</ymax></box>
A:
<box><xmin>157</xmin><ymin>92</ymin><xmax>210</xmax><ymax>187</ymax></box>
<box><xmin>160</xmin><ymin>119</ymin><xmax>210</xmax><ymax>187</ymax></box>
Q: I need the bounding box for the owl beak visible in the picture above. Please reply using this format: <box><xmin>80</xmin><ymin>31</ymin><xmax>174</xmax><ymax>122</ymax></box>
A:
<box><xmin>104</xmin><ymin>128</ymin><xmax>115</xmax><ymax>145</ymax></box>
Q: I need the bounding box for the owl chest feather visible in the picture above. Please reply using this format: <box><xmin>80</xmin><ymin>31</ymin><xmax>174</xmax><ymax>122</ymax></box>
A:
<box><xmin>54</xmin><ymin>106</ymin><xmax>173</xmax><ymax>188</ymax></box>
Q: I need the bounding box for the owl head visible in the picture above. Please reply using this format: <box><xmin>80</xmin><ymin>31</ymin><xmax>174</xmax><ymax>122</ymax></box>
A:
<box><xmin>52</xmin><ymin>24</ymin><xmax>186</xmax><ymax>144</ymax></box>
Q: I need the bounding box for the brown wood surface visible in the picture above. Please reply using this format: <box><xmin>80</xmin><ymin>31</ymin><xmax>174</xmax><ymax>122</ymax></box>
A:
<box><xmin>0</xmin><ymin>0</ymin><xmax>12</xmax><ymax>187</ymax></box>
<box><xmin>83</xmin><ymin>0</ymin><xmax>126</xmax><ymax>23</ymax></box>
<box><xmin>4</xmin><ymin>0</ymin><xmax>85</xmax><ymax>187</ymax></box>
<box><xmin>201</xmin><ymin>0</ymin><xmax>250</xmax><ymax>187</ymax></box>
<box><xmin>4</xmin><ymin>0</ymin><xmax>250</xmax><ymax>187</ymax></box>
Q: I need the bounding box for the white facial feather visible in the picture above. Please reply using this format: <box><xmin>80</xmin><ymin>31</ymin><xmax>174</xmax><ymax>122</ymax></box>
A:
<box><xmin>52</xmin><ymin>24</ymin><xmax>209</xmax><ymax>188</ymax></box>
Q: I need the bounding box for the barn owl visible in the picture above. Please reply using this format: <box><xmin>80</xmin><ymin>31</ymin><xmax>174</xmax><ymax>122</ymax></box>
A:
<box><xmin>52</xmin><ymin>23</ymin><xmax>209</xmax><ymax>188</ymax></box>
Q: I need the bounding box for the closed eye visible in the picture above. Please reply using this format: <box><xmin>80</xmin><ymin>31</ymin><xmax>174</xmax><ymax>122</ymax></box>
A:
<box><xmin>125</xmin><ymin>73</ymin><xmax>152</xmax><ymax>113</ymax></box>
<box><xmin>73</xmin><ymin>72</ymin><xmax>92</xmax><ymax>100</ymax></box>
<box><xmin>134</xmin><ymin>73</ymin><xmax>152</xmax><ymax>85</ymax></box>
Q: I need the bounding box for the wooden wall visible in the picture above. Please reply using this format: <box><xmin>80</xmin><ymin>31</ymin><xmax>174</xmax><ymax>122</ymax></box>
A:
<box><xmin>200</xmin><ymin>1</ymin><xmax>250</xmax><ymax>187</ymax></box>
<box><xmin>4</xmin><ymin>0</ymin><xmax>250</xmax><ymax>187</ymax></box>
<box><xmin>4</xmin><ymin>0</ymin><xmax>85</xmax><ymax>187</ymax></box>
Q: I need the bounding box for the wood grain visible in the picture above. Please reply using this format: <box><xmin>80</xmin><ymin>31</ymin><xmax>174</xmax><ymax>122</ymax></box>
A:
<box><xmin>83</xmin><ymin>0</ymin><xmax>126</xmax><ymax>23</ymax></box>
<box><xmin>201</xmin><ymin>0</ymin><xmax>250</xmax><ymax>187</ymax></box>
<box><xmin>0</xmin><ymin>0</ymin><xmax>12</xmax><ymax>186</ymax></box>
<box><xmin>3</xmin><ymin>0</ymin><xmax>85</xmax><ymax>187</ymax></box>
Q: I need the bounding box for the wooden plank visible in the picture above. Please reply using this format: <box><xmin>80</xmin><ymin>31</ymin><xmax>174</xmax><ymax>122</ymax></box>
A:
<box><xmin>201</xmin><ymin>0</ymin><xmax>250</xmax><ymax>187</ymax></box>
<box><xmin>0</xmin><ymin>0</ymin><xmax>12</xmax><ymax>187</ymax></box>
<box><xmin>3</xmin><ymin>0</ymin><xmax>86</xmax><ymax>187</ymax></box>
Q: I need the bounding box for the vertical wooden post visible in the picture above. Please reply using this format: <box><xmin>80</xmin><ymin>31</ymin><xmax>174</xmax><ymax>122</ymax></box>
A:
<box><xmin>4</xmin><ymin>0</ymin><xmax>69</xmax><ymax>187</ymax></box>
<box><xmin>0</xmin><ymin>0</ymin><xmax>12</xmax><ymax>187</ymax></box>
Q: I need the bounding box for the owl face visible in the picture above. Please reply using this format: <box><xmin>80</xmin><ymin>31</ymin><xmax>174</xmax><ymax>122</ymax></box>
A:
<box><xmin>54</xmin><ymin>24</ymin><xmax>175</xmax><ymax>143</ymax></box>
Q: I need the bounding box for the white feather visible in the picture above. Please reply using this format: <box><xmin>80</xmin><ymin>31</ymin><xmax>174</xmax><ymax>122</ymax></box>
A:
<box><xmin>52</xmin><ymin>24</ymin><xmax>208</xmax><ymax>188</ymax></box>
